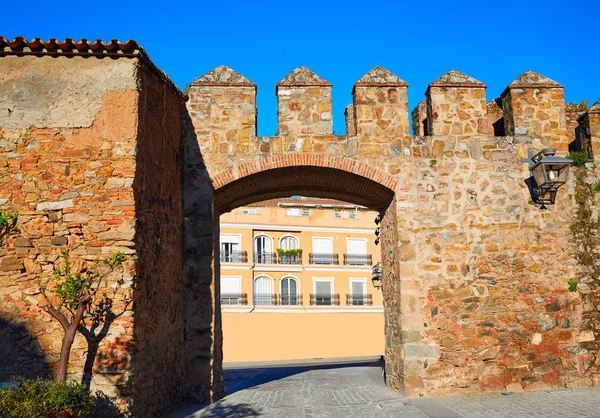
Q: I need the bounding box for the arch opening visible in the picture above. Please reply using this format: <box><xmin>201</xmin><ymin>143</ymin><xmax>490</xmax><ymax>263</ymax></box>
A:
<box><xmin>207</xmin><ymin>164</ymin><xmax>402</xmax><ymax>395</ymax></box>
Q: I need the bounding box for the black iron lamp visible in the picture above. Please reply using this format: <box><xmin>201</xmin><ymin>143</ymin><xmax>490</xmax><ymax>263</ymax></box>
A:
<box><xmin>371</xmin><ymin>262</ymin><xmax>383</xmax><ymax>289</ymax></box>
<box><xmin>523</xmin><ymin>148</ymin><xmax>572</xmax><ymax>209</ymax></box>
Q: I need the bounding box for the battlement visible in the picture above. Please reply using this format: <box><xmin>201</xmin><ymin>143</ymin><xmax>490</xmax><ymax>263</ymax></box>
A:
<box><xmin>186</xmin><ymin>65</ymin><xmax>599</xmax><ymax>159</ymax></box>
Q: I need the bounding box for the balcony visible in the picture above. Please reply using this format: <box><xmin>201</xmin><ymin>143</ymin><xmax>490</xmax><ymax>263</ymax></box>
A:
<box><xmin>346</xmin><ymin>294</ymin><xmax>373</xmax><ymax>306</ymax></box>
<box><xmin>253</xmin><ymin>293</ymin><xmax>278</xmax><ymax>305</ymax></box>
<box><xmin>310</xmin><ymin>294</ymin><xmax>340</xmax><ymax>306</ymax></box>
<box><xmin>343</xmin><ymin>254</ymin><xmax>372</xmax><ymax>266</ymax></box>
<box><xmin>309</xmin><ymin>253</ymin><xmax>339</xmax><ymax>265</ymax></box>
<box><xmin>278</xmin><ymin>253</ymin><xmax>302</xmax><ymax>265</ymax></box>
<box><xmin>220</xmin><ymin>251</ymin><xmax>248</xmax><ymax>263</ymax></box>
<box><xmin>253</xmin><ymin>252</ymin><xmax>277</xmax><ymax>264</ymax></box>
<box><xmin>279</xmin><ymin>294</ymin><xmax>303</xmax><ymax>306</ymax></box>
<box><xmin>220</xmin><ymin>293</ymin><xmax>248</xmax><ymax>305</ymax></box>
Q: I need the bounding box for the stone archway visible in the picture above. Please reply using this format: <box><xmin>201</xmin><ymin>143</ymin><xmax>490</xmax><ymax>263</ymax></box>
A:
<box><xmin>183</xmin><ymin>157</ymin><xmax>402</xmax><ymax>402</ymax></box>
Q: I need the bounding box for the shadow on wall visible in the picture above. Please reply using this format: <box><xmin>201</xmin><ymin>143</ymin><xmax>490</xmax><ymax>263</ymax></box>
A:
<box><xmin>0</xmin><ymin>317</ymin><xmax>50</xmax><ymax>381</ymax></box>
<box><xmin>181</xmin><ymin>105</ymin><xmax>222</xmax><ymax>403</ymax></box>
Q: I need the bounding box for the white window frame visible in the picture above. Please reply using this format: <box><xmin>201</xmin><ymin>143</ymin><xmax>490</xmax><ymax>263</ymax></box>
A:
<box><xmin>253</xmin><ymin>275</ymin><xmax>274</xmax><ymax>306</ymax></box>
<box><xmin>278</xmin><ymin>235</ymin><xmax>299</xmax><ymax>250</ymax></box>
<box><xmin>346</xmin><ymin>237</ymin><xmax>368</xmax><ymax>266</ymax></box>
<box><xmin>220</xmin><ymin>276</ymin><xmax>242</xmax><ymax>305</ymax></box>
<box><xmin>280</xmin><ymin>275</ymin><xmax>300</xmax><ymax>306</ymax></box>
<box><xmin>349</xmin><ymin>278</ymin><xmax>367</xmax><ymax>306</ymax></box>
<box><xmin>220</xmin><ymin>233</ymin><xmax>243</xmax><ymax>263</ymax></box>
<box><xmin>313</xmin><ymin>277</ymin><xmax>334</xmax><ymax>306</ymax></box>
<box><xmin>254</xmin><ymin>234</ymin><xmax>274</xmax><ymax>264</ymax></box>
<box><xmin>311</xmin><ymin>236</ymin><xmax>334</xmax><ymax>265</ymax></box>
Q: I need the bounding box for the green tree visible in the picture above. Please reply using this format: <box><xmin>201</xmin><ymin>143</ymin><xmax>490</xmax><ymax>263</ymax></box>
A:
<box><xmin>39</xmin><ymin>251</ymin><xmax>127</xmax><ymax>383</ymax></box>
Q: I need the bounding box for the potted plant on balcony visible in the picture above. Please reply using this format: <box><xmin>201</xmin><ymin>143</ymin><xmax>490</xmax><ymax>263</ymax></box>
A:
<box><xmin>277</xmin><ymin>248</ymin><xmax>303</xmax><ymax>264</ymax></box>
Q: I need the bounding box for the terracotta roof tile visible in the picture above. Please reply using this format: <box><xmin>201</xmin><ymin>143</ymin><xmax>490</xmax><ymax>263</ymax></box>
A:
<box><xmin>277</xmin><ymin>66</ymin><xmax>331</xmax><ymax>87</ymax></box>
<box><xmin>191</xmin><ymin>65</ymin><xmax>255</xmax><ymax>87</ymax></box>
<box><xmin>0</xmin><ymin>36</ymin><xmax>141</xmax><ymax>56</ymax></box>
<box><xmin>429</xmin><ymin>70</ymin><xmax>486</xmax><ymax>88</ymax></box>
<box><xmin>354</xmin><ymin>66</ymin><xmax>408</xmax><ymax>87</ymax></box>
<box><xmin>0</xmin><ymin>36</ymin><xmax>182</xmax><ymax>95</ymax></box>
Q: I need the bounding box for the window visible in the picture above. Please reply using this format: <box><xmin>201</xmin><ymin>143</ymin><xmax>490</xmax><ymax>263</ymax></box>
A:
<box><xmin>311</xmin><ymin>237</ymin><xmax>334</xmax><ymax>265</ymax></box>
<box><xmin>313</xmin><ymin>279</ymin><xmax>333</xmax><ymax>306</ymax></box>
<box><xmin>286</xmin><ymin>208</ymin><xmax>301</xmax><ymax>216</ymax></box>
<box><xmin>281</xmin><ymin>277</ymin><xmax>299</xmax><ymax>305</ymax></box>
<box><xmin>334</xmin><ymin>211</ymin><xmax>342</xmax><ymax>218</ymax></box>
<box><xmin>349</xmin><ymin>279</ymin><xmax>367</xmax><ymax>306</ymax></box>
<box><xmin>254</xmin><ymin>276</ymin><xmax>273</xmax><ymax>305</ymax></box>
<box><xmin>220</xmin><ymin>234</ymin><xmax>242</xmax><ymax>263</ymax></box>
<box><xmin>279</xmin><ymin>236</ymin><xmax>300</xmax><ymax>264</ymax></box>
<box><xmin>346</xmin><ymin>238</ymin><xmax>369</xmax><ymax>266</ymax></box>
<box><xmin>254</xmin><ymin>235</ymin><xmax>274</xmax><ymax>264</ymax></box>
<box><xmin>348</xmin><ymin>212</ymin><xmax>357</xmax><ymax>219</ymax></box>
<box><xmin>279</xmin><ymin>236</ymin><xmax>298</xmax><ymax>251</ymax></box>
<box><xmin>221</xmin><ymin>276</ymin><xmax>242</xmax><ymax>305</ymax></box>
<box><xmin>242</xmin><ymin>208</ymin><xmax>257</xmax><ymax>214</ymax></box>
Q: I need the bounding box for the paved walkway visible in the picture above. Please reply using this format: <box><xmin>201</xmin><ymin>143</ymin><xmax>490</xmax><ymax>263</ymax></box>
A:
<box><xmin>170</xmin><ymin>361</ymin><xmax>600</xmax><ymax>418</ymax></box>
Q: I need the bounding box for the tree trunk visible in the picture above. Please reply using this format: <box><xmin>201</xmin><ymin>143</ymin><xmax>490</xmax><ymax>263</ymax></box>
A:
<box><xmin>56</xmin><ymin>327</ymin><xmax>77</xmax><ymax>383</ymax></box>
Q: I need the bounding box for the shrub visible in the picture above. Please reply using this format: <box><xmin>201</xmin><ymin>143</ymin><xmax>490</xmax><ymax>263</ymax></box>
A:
<box><xmin>0</xmin><ymin>379</ymin><xmax>95</xmax><ymax>418</ymax></box>
<box><xmin>567</xmin><ymin>151</ymin><xmax>589</xmax><ymax>167</ymax></box>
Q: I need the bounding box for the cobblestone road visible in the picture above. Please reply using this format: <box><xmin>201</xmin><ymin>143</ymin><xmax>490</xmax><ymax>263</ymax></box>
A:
<box><xmin>170</xmin><ymin>361</ymin><xmax>600</xmax><ymax>418</ymax></box>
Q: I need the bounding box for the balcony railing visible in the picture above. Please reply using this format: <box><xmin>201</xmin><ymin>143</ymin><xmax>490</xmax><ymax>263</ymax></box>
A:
<box><xmin>279</xmin><ymin>294</ymin><xmax>303</xmax><ymax>306</ymax></box>
<box><xmin>253</xmin><ymin>293</ymin><xmax>278</xmax><ymax>305</ymax></box>
<box><xmin>343</xmin><ymin>254</ymin><xmax>372</xmax><ymax>266</ymax></box>
<box><xmin>220</xmin><ymin>251</ymin><xmax>248</xmax><ymax>263</ymax></box>
<box><xmin>346</xmin><ymin>294</ymin><xmax>373</xmax><ymax>306</ymax></box>
<box><xmin>310</xmin><ymin>294</ymin><xmax>340</xmax><ymax>306</ymax></box>
<box><xmin>254</xmin><ymin>252</ymin><xmax>277</xmax><ymax>264</ymax></box>
<box><xmin>278</xmin><ymin>254</ymin><xmax>302</xmax><ymax>265</ymax></box>
<box><xmin>220</xmin><ymin>293</ymin><xmax>248</xmax><ymax>305</ymax></box>
<box><xmin>309</xmin><ymin>253</ymin><xmax>339</xmax><ymax>265</ymax></box>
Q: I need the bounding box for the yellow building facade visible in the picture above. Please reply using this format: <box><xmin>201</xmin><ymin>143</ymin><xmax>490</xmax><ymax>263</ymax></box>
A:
<box><xmin>219</xmin><ymin>198</ymin><xmax>385</xmax><ymax>363</ymax></box>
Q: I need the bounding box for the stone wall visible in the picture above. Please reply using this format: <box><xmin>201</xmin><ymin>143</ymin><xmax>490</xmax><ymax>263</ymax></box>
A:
<box><xmin>0</xmin><ymin>45</ymin><xmax>185</xmax><ymax>417</ymax></box>
<box><xmin>426</xmin><ymin>70</ymin><xmax>488</xmax><ymax>137</ymax></box>
<box><xmin>276</xmin><ymin>67</ymin><xmax>332</xmax><ymax>136</ymax></box>
<box><xmin>128</xmin><ymin>63</ymin><xmax>186</xmax><ymax>417</ymax></box>
<box><xmin>188</xmin><ymin>64</ymin><xmax>600</xmax><ymax>400</ymax></box>
<box><xmin>579</xmin><ymin>100</ymin><xmax>600</xmax><ymax>160</ymax></box>
<box><xmin>501</xmin><ymin>71</ymin><xmax>567</xmax><ymax>152</ymax></box>
<box><xmin>0</xmin><ymin>55</ymin><xmax>140</xmax><ymax>404</ymax></box>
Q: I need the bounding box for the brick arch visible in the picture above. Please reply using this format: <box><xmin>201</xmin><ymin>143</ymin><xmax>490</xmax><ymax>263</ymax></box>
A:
<box><xmin>215</xmin><ymin>165</ymin><xmax>395</xmax><ymax>214</ymax></box>
<box><xmin>211</xmin><ymin>154</ymin><xmax>397</xmax><ymax>191</ymax></box>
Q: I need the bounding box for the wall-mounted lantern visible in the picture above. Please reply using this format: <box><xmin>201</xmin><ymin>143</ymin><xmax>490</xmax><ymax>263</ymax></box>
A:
<box><xmin>522</xmin><ymin>148</ymin><xmax>572</xmax><ymax>209</ymax></box>
<box><xmin>371</xmin><ymin>262</ymin><xmax>383</xmax><ymax>289</ymax></box>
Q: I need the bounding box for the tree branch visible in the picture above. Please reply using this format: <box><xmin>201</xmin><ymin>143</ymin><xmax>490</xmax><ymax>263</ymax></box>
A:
<box><xmin>43</xmin><ymin>305</ymin><xmax>71</xmax><ymax>332</ymax></box>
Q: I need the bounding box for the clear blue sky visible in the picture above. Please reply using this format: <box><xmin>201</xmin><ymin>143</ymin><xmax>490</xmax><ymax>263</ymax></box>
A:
<box><xmin>3</xmin><ymin>0</ymin><xmax>599</xmax><ymax>136</ymax></box>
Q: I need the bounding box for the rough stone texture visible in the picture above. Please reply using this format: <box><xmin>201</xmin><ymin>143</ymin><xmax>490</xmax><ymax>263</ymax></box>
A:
<box><xmin>501</xmin><ymin>71</ymin><xmax>567</xmax><ymax>151</ymax></box>
<box><xmin>277</xmin><ymin>67</ymin><xmax>332</xmax><ymax>136</ymax></box>
<box><xmin>354</xmin><ymin>67</ymin><xmax>410</xmax><ymax>144</ymax></box>
<box><xmin>565</xmin><ymin>103</ymin><xmax>583</xmax><ymax>147</ymax></box>
<box><xmin>4</xmin><ymin>48</ymin><xmax>600</xmax><ymax>416</ymax></box>
<box><xmin>191</xmin><ymin>65</ymin><xmax>255</xmax><ymax>86</ymax></box>
<box><xmin>188</xmin><ymin>66</ymin><xmax>256</xmax><ymax>154</ymax></box>
<box><xmin>128</xmin><ymin>63</ymin><xmax>185</xmax><ymax>417</ymax></box>
<box><xmin>579</xmin><ymin>99</ymin><xmax>600</xmax><ymax>160</ymax></box>
<box><xmin>0</xmin><ymin>53</ymin><xmax>185</xmax><ymax>417</ymax></box>
<box><xmin>412</xmin><ymin>99</ymin><xmax>428</xmax><ymax>136</ymax></box>
<box><xmin>487</xmin><ymin>98</ymin><xmax>505</xmax><ymax>136</ymax></box>
<box><xmin>186</xmin><ymin>65</ymin><xmax>600</xmax><ymax>403</ymax></box>
<box><xmin>426</xmin><ymin>70</ymin><xmax>488</xmax><ymax>137</ymax></box>
<box><xmin>345</xmin><ymin>104</ymin><xmax>356</xmax><ymax>136</ymax></box>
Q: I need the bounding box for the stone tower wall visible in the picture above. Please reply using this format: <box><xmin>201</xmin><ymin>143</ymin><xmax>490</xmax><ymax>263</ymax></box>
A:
<box><xmin>0</xmin><ymin>45</ymin><xmax>186</xmax><ymax>417</ymax></box>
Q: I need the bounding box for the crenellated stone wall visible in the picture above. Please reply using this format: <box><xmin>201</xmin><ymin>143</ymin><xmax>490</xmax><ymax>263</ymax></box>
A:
<box><xmin>3</xmin><ymin>38</ymin><xmax>600</xmax><ymax>417</ymax></box>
